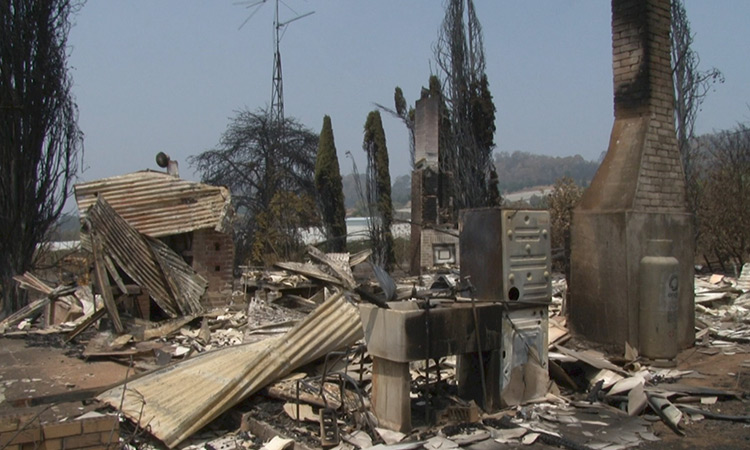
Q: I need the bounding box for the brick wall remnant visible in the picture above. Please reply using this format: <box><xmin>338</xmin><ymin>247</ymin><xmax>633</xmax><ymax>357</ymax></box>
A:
<box><xmin>569</xmin><ymin>0</ymin><xmax>694</xmax><ymax>350</ymax></box>
<box><xmin>192</xmin><ymin>229</ymin><xmax>234</xmax><ymax>303</ymax></box>
<box><xmin>0</xmin><ymin>412</ymin><xmax>119</xmax><ymax>450</ymax></box>
<box><xmin>410</xmin><ymin>96</ymin><xmax>459</xmax><ymax>275</ymax></box>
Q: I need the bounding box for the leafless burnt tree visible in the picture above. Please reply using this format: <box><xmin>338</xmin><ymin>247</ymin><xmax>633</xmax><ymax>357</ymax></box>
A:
<box><xmin>696</xmin><ymin>124</ymin><xmax>750</xmax><ymax>270</ymax></box>
<box><xmin>0</xmin><ymin>0</ymin><xmax>83</xmax><ymax>316</ymax></box>
<box><xmin>190</xmin><ymin>108</ymin><xmax>318</xmax><ymax>265</ymax></box>
<box><xmin>434</xmin><ymin>0</ymin><xmax>496</xmax><ymax>214</ymax></box>
<box><xmin>671</xmin><ymin>0</ymin><xmax>723</xmax><ymax>239</ymax></box>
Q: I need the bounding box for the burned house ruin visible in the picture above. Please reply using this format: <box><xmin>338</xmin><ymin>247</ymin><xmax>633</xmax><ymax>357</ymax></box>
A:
<box><xmin>75</xmin><ymin>169</ymin><xmax>235</xmax><ymax>311</ymax></box>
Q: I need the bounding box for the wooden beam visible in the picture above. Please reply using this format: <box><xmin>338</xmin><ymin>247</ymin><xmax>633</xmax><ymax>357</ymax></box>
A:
<box><xmin>103</xmin><ymin>253</ymin><xmax>127</xmax><ymax>295</ymax></box>
<box><xmin>91</xmin><ymin>231</ymin><xmax>124</xmax><ymax>333</ymax></box>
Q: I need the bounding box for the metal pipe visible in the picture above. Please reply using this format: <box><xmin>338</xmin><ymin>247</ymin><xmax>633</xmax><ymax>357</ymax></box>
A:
<box><xmin>467</xmin><ymin>280</ymin><xmax>488</xmax><ymax>410</ymax></box>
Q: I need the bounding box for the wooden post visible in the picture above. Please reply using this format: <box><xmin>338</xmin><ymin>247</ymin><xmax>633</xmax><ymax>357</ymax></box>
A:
<box><xmin>91</xmin><ymin>231</ymin><xmax>124</xmax><ymax>333</ymax></box>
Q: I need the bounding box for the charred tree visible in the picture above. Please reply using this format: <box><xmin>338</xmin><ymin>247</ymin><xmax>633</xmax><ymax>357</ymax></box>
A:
<box><xmin>434</xmin><ymin>0</ymin><xmax>497</xmax><ymax>213</ymax></box>
<box><xmin>0</xmin><ymin>0</ymin><xmax>83</xmax><ymax>316</ymax></box>
<box><xmin>671</xmin><ymin>0</ymin><xmax>723</xmax><ymax>242</ymax></box>
<box><xmin>190</xmin><ymin>108</ymin><xmax>318</xmax><ymax>265</ymax></box>
<box><xmin>696</xmin><ymin>125</ymin><xmax>750</xmax><ymax>269</ymax></box>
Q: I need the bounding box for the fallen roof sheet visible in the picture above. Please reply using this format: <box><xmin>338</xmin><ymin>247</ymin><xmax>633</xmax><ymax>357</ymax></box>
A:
<box><xmin>97</xmin><ymin>291</ymin><xmax>363</xmax><ymax>448</ymax></box>
<box><xmin>75</xmin><ymin>170</ymin><xmax>232</xmax><ymax>237</ymax></box>
<box><xmin>274</xmin><ymin>261</ymin><xmax>344</xmax><ymax>286</ymax></box>
<box><xmin>86</xmin><ymin>197</ymin><xmax>206</xmax><ymax>317</ymax></box>
<box><xmin>148</xmin><ymin>237</ymin><xmax>206</xmax><ymax>314</ymax></box>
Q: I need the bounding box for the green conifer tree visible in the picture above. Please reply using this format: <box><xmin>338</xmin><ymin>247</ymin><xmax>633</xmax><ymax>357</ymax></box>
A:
<box><xmin>314</xmin><ymin>116</ymin><xmax>347</xmax><ymax>252</ymax></box>
<box><xmin>363</xmin><ymin>111</ymin><xmax>395</xmax><ymax>270</ymax></box>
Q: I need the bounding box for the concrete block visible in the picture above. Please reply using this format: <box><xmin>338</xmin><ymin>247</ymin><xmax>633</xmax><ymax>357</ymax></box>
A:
<box><xmin>371</xmin><ymin>357</ymin><xmax>411</xmax><ymax>432</ymax></box>
<box><xmin>0</xmin><ymin>420</ymin><xmax>19</xmax><ymax>434</ymax></box>
<box><xmin>359</xmin><ymin>303</ymin><xmax>503</xmax><ymax>363</ymax></box>
<box><xmin>570</xmin><ymin>210</ymin><xmax>694</xmax><ymax>349</ymax></box>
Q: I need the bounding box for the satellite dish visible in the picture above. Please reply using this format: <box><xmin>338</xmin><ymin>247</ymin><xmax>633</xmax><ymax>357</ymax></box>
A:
<box><xmin>156</xmin><ymin>152</ymin><xmax>170</xmax><ymax>168</ymax></box>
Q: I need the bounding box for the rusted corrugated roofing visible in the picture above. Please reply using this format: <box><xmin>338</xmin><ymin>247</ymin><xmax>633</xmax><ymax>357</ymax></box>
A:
<box><xmin>75</xmin><ymin>170</ymin><xmax>232</xmax><ymax>237</ymax></box>
<box><xmin>97</xmin><ymin>291</ymin><xmax>363</xmax><ymax>448</ymax></box>
<box><xmin>87</xmin><ymin>197</ymin><xmax>206</xmax><ymax>317</ymax></box>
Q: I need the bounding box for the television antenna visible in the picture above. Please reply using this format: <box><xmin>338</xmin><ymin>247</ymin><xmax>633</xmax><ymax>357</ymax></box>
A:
<box><xmin>237</xmin><ymin>0</ymin><xmax>314</xmax><ymax>127</ymax></box>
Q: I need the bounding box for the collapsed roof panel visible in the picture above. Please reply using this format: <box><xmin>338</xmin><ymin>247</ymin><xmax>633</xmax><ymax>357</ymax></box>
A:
<box><xmin>148</xmin><ymin>237</ymin><xmax>206</xmax><ymax>315</ymax></box>
<box><xmin>97</xmin><ymin>291</ymin><xmax>363</xmax><ymax>448</ymax></box>
<box><xmin>75</xmin><ymin>171</ymin><xmax>232</xmax><ymax>237</ymax></box>
<box><xmin>86</xmin><ymin>197</ymin><xmax>206</xmax><ymax>317</ymax></box>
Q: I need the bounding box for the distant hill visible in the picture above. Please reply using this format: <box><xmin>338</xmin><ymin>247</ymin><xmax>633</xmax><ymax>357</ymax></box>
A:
<box><xmin>50</xmin><ymin>212</ymin><xmax>81</xmax><ymax>241</ymax></box>
<box><xmin>342</xmin><ymin>173</ymin><xmax>365</xmax><ymax>212</ymax></box>
<box><xmin>342</xmin><ymin>173</ymin><xmax>412</xmax><ymax>215</ymax></box>
<box><xmin>391</xmin><ymin>174</ymin><xmax>411</xmax><ymax>206</ymax></box>
<box><xmin>341</xmin><ymin>151</ymin><xmax>598</xmax><ymax>214</ymax></box>
<box><xmin>494</xmin><ymin>151</ymin><xmax>599</xmax><ymax>193</ymax></box>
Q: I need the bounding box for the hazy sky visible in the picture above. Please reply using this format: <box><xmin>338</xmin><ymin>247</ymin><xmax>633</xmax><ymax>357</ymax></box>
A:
<box><xmin>67</xmin><ymin>0</ymin><xmax>750</xmax><ymax>187</ymax></box>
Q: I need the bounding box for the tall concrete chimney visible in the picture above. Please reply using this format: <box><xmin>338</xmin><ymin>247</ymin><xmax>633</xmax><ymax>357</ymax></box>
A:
<box><xmin>569</xmin><ymin>0</ymin><xmax>694</xmax><ymax>350</ymax></box>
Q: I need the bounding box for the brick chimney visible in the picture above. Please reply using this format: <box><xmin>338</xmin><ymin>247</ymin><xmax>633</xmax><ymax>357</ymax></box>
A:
<box><xmin>568</xmin><ymin>0</ymin><xmax>694</xmax><ymax>350</ymax></box>
<box><xmin>410</xmin><ymin>95</ymin><xmax>459</xmax><ymax>274</ymax></box>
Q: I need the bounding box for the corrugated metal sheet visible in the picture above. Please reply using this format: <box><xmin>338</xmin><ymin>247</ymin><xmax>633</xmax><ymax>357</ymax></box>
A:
<box><xmin>97</xmin><ymin>291</ymin><xmax>363</xmax><ymax>448</ymax></box>
<box><xmin>75</xmin><ymin>170</ymin><xmax>232</xmax><ymax>237</ymax></box>
<box><xmin>87</xmin><ymin>197</ymin><xmax>206</xmax><ymax>317</ymax></box>
<box><xmin>149</xmin><ymin>237</ymin><xmax>206</xmax><ymax>314</ymax></box>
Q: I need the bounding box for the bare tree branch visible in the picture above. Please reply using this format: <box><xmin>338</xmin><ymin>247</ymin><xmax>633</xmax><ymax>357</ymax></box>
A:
<box><xmin>671</xmin><ymin>0</ymin><xmax>724</xmax><ymax>244</ymax></box>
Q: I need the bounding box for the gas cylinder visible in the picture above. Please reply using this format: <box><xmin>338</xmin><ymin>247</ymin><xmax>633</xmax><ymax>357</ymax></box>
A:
<box><xmin>639</xmin><ymin>239</ymin><xmax>680</xmax><ymax>361</ymax></box>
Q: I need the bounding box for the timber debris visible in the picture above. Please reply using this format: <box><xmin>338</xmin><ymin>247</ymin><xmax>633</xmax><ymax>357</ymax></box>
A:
<box><xmin>1</xmin><ymin>258</ymin><xmax>749</xmax><ymax>449</ymax></box>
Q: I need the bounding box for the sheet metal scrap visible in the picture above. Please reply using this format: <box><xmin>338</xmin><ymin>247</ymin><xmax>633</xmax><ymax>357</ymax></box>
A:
<box><xmin>86</xmin><ymin>197</ymin><xmax>206</xmax><ymax>317</ymax></box>
<box><xmin>97</xmin><ymin>290</ymin><xmax>363</xmax><ymax>448</ymax></box>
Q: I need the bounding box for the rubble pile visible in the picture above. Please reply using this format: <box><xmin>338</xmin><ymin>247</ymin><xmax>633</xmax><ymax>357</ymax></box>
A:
<box><xmin>1</xmin><ymin>258</ymin><xmax>749</xmax><ymax>450</ymax></box>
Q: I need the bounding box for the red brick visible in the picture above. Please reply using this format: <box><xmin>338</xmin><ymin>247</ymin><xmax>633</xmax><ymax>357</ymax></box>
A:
<box><xmin>80</xmin><ymin>416</ymin><xmax>117</xmax><ymax>435</ymax></box>
<box><xmin>40</xmin><ymin>438</ymin><xmax>62</xmax><ymax>450</ymax></box>
<box><xmin>62</xmin><ymin>432</ymin><xmax>101</xmax><ymax>449</ymax></box>
<box><xmin>43</xmin><ymin>420</ymin><xmax>81</xmax><ymax>439</ymax></box>
<box><xmin>0</xmin><ymin>420</ymin><xmax>19</xmax><ymax>433</ymax></box>
<box><xmin>0</xmin><ymin>413</ymin><xmax>36</xmax><ymax>434</ymax></box>
<box><xmin>99</xmin><ymin>430</ymin><xmax>120</xmax><ymax>447</ymax></box>
<box><xmin>0</xmin><ymin>427</ymin><xmax>42</xmax><ymax>446</ymax></box>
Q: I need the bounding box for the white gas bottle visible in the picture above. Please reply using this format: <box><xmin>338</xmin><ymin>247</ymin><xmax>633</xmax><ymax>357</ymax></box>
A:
<box><xmin>639</xmin><ymin>239</ymin><xmax>680</xmax><ymax>361</ymax></box>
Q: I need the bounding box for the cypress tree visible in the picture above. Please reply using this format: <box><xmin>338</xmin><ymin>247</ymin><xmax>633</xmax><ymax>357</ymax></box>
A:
<box><xmin>363</xmin><ymin>111</ymin><xmax>395</xmax><ymax>270</ymax></box>
<box><xmin>314</xmin><ymin>115</ymin><xmax>347</xmax><ymax>252</ymax></box>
